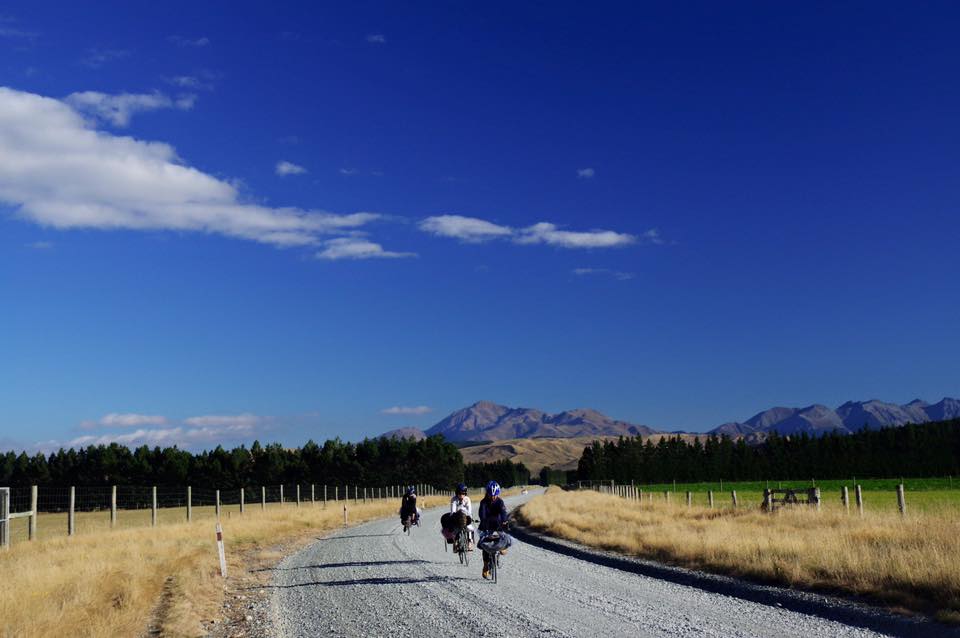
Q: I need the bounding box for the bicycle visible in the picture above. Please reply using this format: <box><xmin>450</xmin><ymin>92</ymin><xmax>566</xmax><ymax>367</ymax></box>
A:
<box><xmin>479</xmin><ymin>531</ymin><xmax>506</xmax><ymax>583</ymax></box>
<box><xmin>401</xmin><ymin>513</ymin><xmax>419</xmax><ymax>535</ymax></box>
<box><xmin>453</xmin><ymin>525</ymin><xmax>471</xmax><ymax>566</ymax></box>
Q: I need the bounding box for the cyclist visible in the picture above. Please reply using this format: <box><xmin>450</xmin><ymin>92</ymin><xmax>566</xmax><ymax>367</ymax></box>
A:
<box><xmin>477</xmin><ymin>480</ymin><xmax>510</xmax><ymax>579</ymax></box>
<box><xmin>399</xmin><ymin>485</ymin><xmax>420</xmax><ymax>527</ymax></box>
<box><xmin>441</xmin><ymin>483</ymin><xmax>475</xmax><ymax>550</ymax></box>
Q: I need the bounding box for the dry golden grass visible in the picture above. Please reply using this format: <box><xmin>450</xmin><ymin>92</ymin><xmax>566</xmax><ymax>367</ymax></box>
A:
<box><xmin>517</xmin><ymin>489</ymin><xmax>960</xmax><ymax>620</ymax></box>
<box><xmin>0</xmin><ymin>496</ymin><xmax>445</xmax><ymax>638</ymax></box>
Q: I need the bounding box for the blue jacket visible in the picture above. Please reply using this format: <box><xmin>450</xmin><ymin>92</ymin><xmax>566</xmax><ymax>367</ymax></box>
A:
<box><xmin>477</xmin><ymin>496</ymin><xmax>508</xmax><ymax>532</ymax></box>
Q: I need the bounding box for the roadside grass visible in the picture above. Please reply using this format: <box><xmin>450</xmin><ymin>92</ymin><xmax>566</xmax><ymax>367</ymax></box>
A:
<box><xmin>0</xmin><ymin>496</ymin><xmax>446</xmax><ymax>638</ymax></box>
<box><xmin>517</xmin><ymin>488</ymin><xmax>960</xmax><ymax>621</ymax></box>
<box><xmin>603</xmin><ymin>479</ymin><xmax>960</xmax><ymax>515</ymax></box>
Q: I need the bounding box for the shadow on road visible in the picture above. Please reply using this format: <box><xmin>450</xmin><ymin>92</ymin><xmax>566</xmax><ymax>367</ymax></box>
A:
<box><xmin>254</xmin><ymin>575</ymin><xmax>467</xmax><ymax>589</ymax></box>
<box><xmin>314</xmin><ymin>533</ymin><xmax>396</xmax><ymax>540</ymax></box>
<box><xmin>253</xmin><ymin>559</ymin><xmax>430</xmax><ymax>573</ymax></box>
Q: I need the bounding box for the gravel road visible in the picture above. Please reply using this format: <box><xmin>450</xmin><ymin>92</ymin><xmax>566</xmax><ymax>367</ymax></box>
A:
<box><xmin>270</xmin><ymin>491</ymin><xmax>953</xmax><ymax>638</ymax></box>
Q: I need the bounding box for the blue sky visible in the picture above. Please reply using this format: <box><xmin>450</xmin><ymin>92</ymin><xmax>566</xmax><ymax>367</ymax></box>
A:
<box><xmin>2</xmin><ymin>2</ymin><xmax>959</xmax><ymax>451</ymax></box>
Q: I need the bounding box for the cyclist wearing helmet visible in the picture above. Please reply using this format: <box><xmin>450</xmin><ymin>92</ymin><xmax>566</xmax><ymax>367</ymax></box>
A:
<box><xmin>441</xmin><ymin>483</ymin><xmax>475</xmax><ymax>549</ymax></box>
<box><xmin>399</xmin><ymin>485</ymin><xmax>420</xmax><ymax>527</ymax></box>
<box><xmin>478</xmin><ymin>480</ymin><xmax>510</xmax><ymax>579</ymax></box>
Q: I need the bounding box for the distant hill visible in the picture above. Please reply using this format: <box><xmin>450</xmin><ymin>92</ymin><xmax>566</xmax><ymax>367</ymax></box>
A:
<box><xmin>458</xmin><ymin>432</ymin><xmax>702</xmax><ymax>474</ymax></box>
<box><xmin>423</xmin><ymin>400</ymin><xmax>658</xmax><ymax>442</ymax></box>
<box><xmin>708</xmin><ymin>397</ymin><xmax>960</xmax><ymax>438</ymax></box>
<box><xmin>379</xmin><ymin>427</ymin><xmax>426</xmax><ymax>441</ymax></box>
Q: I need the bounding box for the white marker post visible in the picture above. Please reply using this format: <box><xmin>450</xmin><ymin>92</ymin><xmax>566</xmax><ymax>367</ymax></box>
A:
<box><xmin>216</xmin><ymin>523</ymin><xmax>227</xmax><ymax>578</ymax></box>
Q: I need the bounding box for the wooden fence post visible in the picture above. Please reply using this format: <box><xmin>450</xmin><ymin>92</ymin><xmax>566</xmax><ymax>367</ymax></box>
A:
<box><xmin>335</xmin><ymin>485</ymin><xmax>339</xmax><ymax>502</ymax></box>
<box><xmin>664</xmin><ymin>491</ymin><xmax>670</xmax><ymax>503</ymax></box>
<box><xmin>296</xmin><ymin>485</ymin><xmax>301</xmax><ymax>508</ymax></box>
<box><xmin>151</xmin><ymin>486</ymin><xmax>158</xmax><ymax>527</ymax></box>
<box><xmin>215</xmin><ymin>489</ymin><xmax>221</xmax><ymax>519</ymax></box>
<box><xmin>68</xmin><ymin>486</ymin><xmax>76</xmax><ymax>536</ymax></box>
<box><xmin>897</xmin><ymin>484</ymin><xmax>906</xmax><ymax>517</ymax></box>
<box><xmin>855</xmin><ymin>484</ymin><xmax>863</xmax><ymax>517</ymax></box>
<box><xmin>354</xmin><ymin>485</ymin><xmax>358</xmax><ymax>505</ymax></box>
<box><xmin>841</xmin><ymin>486</ymin><xmax>849</xmax><ymax>514</ymax></box>
<box><xmin>812</xmin><ymin>487</ymin><xmax>821</xmax><ymax>511</ymax></box>
<box><xmin>0</xmin><ymin>487</ymin><xmax>9</xmax><ymax>549</ymax></box>
<box><xmin>240</xmin><ymin>488</ymin><xmax>245</xmax><ymax>514</ymax></box>
<box><xmin>311</xmin><ymin>484</ymin><xmax>315</xmax><ymax>505</ymax></box>
<box><xmin>708</xmin><ymin>490</ymin><xmax>714</xmax><ymax>509</ymax></box>
<box><xmin>763</xmin><ymin>489</ymin><xmax>772</xmax><ymax>511</ymax></box>
<box><xmin>30</xmin><ymin>485</ymin><xmax>39</xmax><ymax>539</ymax></box>
<box><xmin>324</xmin><ymin>485</ymin><xmax>327</xmax><ymax>507</ymax></box>
<box><xmin>187</xmin><ymin>486</ymin><xmax>192</xmax><ymax>522</ymax></box>
<box><xmin>731</xmin><ymin>490</ymin><xmax>738</xmax><ymax>508</ymax></box>
<box><xmin>364</xmin><ymin>487</ymin><xmax>367</xmax><ymax>503</ymax></box>
<box><xmin>686</xmin><ymin>491</ymin><xmax>692</xmax><ymax>507</ymax></box>
<box><xmin>280</xmin><ymin>485</ymin><xmax>284</xmax><ymax>505</ymax></box>
<box><xmin>343</xmin><ymin>504</ymin><xmax>348</xmax><ymax>527</ymax></box>
<box><xmin>261</xmin><ymin>486</ymin><xmax>266</xmax><ymax>510</ymax></box>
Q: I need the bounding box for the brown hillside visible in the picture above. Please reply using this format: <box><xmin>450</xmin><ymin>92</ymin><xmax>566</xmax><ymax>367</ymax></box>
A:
<box><xmin>460</xmin><ymin>433</ymin><xmax>704</xmax><ymax>474</ymax></box>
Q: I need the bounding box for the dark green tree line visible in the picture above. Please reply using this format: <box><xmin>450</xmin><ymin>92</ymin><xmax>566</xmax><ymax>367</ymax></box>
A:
<box><xmin>0</xmin><ymin>435</ymin><xmax>469</xmax><ymax>488</ymax></box>
<box><xmin>576</xmin><ymin>419</ymin><xmax>960</xmax><ymax>483</ymax></box>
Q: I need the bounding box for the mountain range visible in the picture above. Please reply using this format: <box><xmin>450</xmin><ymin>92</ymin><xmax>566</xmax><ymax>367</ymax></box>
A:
<box><xmin>382</xmin><ymin>397</ymin><xmax>960</xmax><ymax>443</ymax></box>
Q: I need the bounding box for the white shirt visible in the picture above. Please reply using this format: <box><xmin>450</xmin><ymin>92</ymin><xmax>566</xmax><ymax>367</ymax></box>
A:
<box><xmin>450</xmin><ymin>494</ymin><xmax>472</xmax><ymax>517</ymax></box>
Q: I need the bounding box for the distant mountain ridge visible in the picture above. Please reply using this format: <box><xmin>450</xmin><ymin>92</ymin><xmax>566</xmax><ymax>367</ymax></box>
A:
<box><xmin>385</xmin><ymin>400</ymin><xmax>657</xmax><ymax>443</ymax></box>
<box><xmin>380</xmin><ymin>397</ymin><xmax>959</xmax><ymax>443</ymax></box>
<box><xmin>708</xmin><ymin>397</ymin><xmax>960</xmax><ymax>439</ymax></box>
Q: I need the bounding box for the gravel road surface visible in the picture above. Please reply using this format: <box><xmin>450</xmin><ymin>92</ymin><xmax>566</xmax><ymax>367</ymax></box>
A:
<box><xmin>270</xmin><ymin>491</ymin><xmax>952</xmax><ymax>638</ymax></box>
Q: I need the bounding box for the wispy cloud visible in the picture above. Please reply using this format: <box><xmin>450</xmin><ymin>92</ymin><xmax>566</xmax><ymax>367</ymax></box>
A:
<box><xmin>79</xmin><ymin>413</ymin><xmax>168</xmax><ymax>430</ymax></box>
<box><xmin>168</xmin><ymin>35</ymin><xmax>210</xmax><ymax>47</ymax></box>
<box><xmin>26</xmin><ymin>240</ymin><xmax>53</xmax><ymax>249</ymax></box>
<box><xmin>80</xmin><ymin>48</ymin><xmax>129</xmax><ymax>69</ymax></box>
<box><xmin>0</xmin><ymin>87</ymin><xmax>382</xmax><ymax>247</ymax></box>
<box><xmin>573</xmin><ymin>267</ymin><xmax>634</xmax><ymax>281</ymax></box>
<box><xmin>420</xmin><ymin>215</ymin><xmax>639</xmax><ymax>249</ymax></box>
<box><xmin>381</xmin><ymin>405</ymin><xmax>433</xmax><ymax>415</ymax></box>
<box><xmin>183</xmin><ymin>413</ymin><xmax>263</xmax><ymax>428</ymax></box>
<box><xmin>316</xmin><ymin>237</ymin><xmax>416</xmax><ymax>260</ymax></box>
<box><xmin>366</xmin><ymin>34</ymin><xmax>386</xmax><ymax>44</ymax></box>
<box><xmin>0</xmin><ymin>15</ymin><xmax>37</xmax><ymax>41</ymax></box>
<box><xmin>516</xmin><ymin>222</ymin><xmax>634</xmax><ymax>248</ymax></box>
<box><xmin>339</xmin><ymin>167</ymin><xmax>359</xmax><ymax>176</ymax></box>
<box><xmin>65</xmin><ymin>91</ymin><xmax>195</xmax><ymax>127</ymax></box>
<box><xmin>418</xmin><ymin>214</ymin><xmax>513</xmax><ymax>243</ymax></box>
<box><xmin>577</xmin><ymin>167</ymin><xmax>595</xmax><ymax>179</ymax></box>
<box><xmin>276</xmin><ymin>160</ymin><xmax>307</xmax><ymax>176</ymax></box>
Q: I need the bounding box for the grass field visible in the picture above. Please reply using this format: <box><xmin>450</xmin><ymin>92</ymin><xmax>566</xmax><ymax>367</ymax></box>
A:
<box><xmin>0</xmin><ymin>494</ymin><xmax>450</xmax><ymax>638</ymax></box>
<box><xmin>586</xmin><ymin>478</ymin><xmax>960</xmax><ymax>514</ymax></box>
<box><xmin>518</xmin><ymin>488</ymin><xmax>960</xmax><ymax>622</ymax></box>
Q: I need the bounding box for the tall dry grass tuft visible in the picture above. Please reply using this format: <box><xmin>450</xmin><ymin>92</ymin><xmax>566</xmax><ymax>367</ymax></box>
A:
<box><xmin>517</xmin><ymin>489</ymin><xmax>960</xmax><ymax>621</ymax></box>
<box><xmin>0</xmin><ymin>496</ymin><xmax>444</xmax><ymax>638</ymax></box>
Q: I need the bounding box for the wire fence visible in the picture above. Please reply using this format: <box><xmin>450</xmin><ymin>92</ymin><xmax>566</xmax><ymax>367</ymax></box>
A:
<box><xmin>0</xmin><ymin>482</ymin><xmax>451</xmax><ymax>548</ymax></box>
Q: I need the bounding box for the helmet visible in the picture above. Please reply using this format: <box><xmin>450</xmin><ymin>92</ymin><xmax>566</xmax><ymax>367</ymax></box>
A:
<box><xmin>456</xmin><ymin>483</ymin><xmax>468</xmax><ymax>495</ymax></box>
<box><xmin>486</xmin><ymin>481</ymin><xmax>501</xmax><ymax>497</ymax></box>
<box><xmin>405</xmin><ymin>485</ymin><xmax>416</xmax><ymax>496</ymax></box>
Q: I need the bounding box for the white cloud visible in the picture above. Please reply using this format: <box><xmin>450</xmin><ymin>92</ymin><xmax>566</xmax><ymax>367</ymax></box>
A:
<box><xmin>577</xmin><ymin>167</ymin><xmax>595</xmax><ymax>179</ymax></box>
<box><xmin>0</xmin><ymin>16</ymin><xmax>36</xmax><ymax>41</ymax></box>
<box><xmin>338</xmin><ymin>167</ymin><xmax>358</xmax><ymax>176</ymax></box>
<box><xmin>419</xmin><ymin>215</ymin><xmax>513</xmax><ymax>243</ymax></box>
<box><xmin>0</xmin><ymin>87</ymin><xmax>382</xmax><ymax>247</ymax></box>
<box><xmin>516</xmin><ymin>222</ymin><xmax>635</xmax><ymax>248</ymax></box>
<box><xmin>366</xmin><ymin>34</ymin><xmax>386</xmax><ymax>44</ymax></box>
<box><xmin>91</xmin><ymin>413</ymin><xmax>168</xmax><ymax>428</ymax></box>
<box><xmin>573</xmin><ymin>267</ymin><xmax>634</xmax><ymax>281</ymax></box>
<box><xmin>316</xmin><ymin>237</ymin><xmax>416</xmax><ymax>260</ymax></box>
<box><xmin>65</xmin><ymin>91</ymin><xmax>194</xmax><ymax>127</ymax></box>
<box><xmin>65</xmin><ymin>424</ymin><xmax>255</xmax><ymax>449</ymax></box>
<box><xmin>420</xmin><ymin>214</ymin><xmax>636</xmax><ymax>249</ymax></box>
<box><xmin>168</xmin><ymin>35</ymin><xmax>210</xmax><ymax>47</ymax></box>
<box><xmin>183</xmin><ymin>413</ymin><xmax>263</xmax><ymax>428</ymax></box>
<box><xmin>26</xmin><ymin>240</ymin><xmax>53</xmax><ymax>249</ymax></box>
<box><xmin>381</xmin><ymin>406</ymin><xmax>433</xmax><ymax>415</ymax></box>
<box><xmin>642</xmin><ymin>228</ymin><xmax>665</xmax><ymax>245</ymax></box>
<box><xmin>276</xmin><ymin>160</ymin><xmax>307</xmax><ymax>176</ymax></box>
